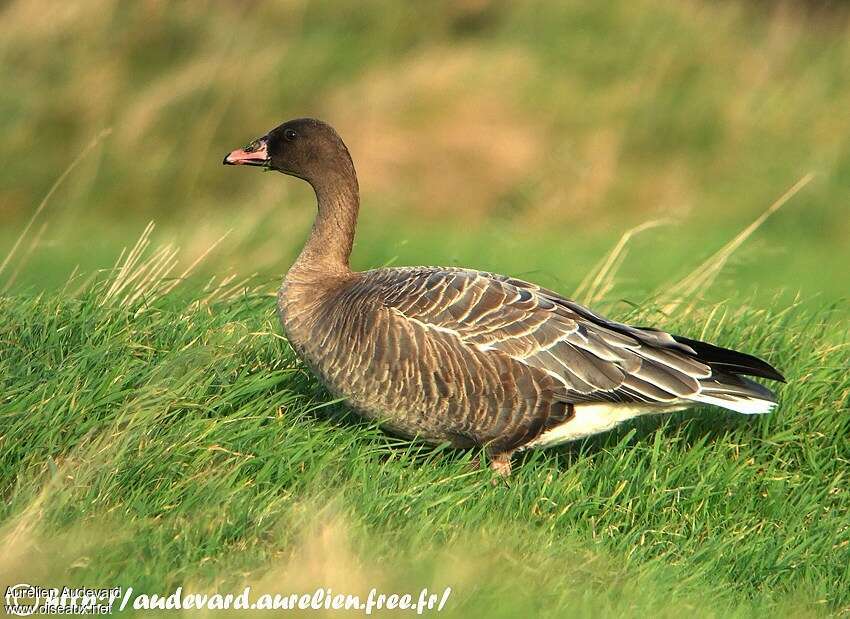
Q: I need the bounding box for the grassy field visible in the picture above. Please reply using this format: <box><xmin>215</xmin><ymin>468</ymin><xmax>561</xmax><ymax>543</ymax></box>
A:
<box><xmin>2</xmin><ymin>0</ymin><xmax>849</xmax><ymax>616</ymax></box>
<box><xmin>1</xmin><ymin>258</ymin><xmax>848</xmax><ymax>616</ymax></box>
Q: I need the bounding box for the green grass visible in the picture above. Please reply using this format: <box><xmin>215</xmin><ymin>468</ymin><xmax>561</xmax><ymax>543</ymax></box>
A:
<box><xmin>1</xmin><ymin>266</ymin><xmax>847</xmax><ymax>616</ymax></box>
<box><xmin>2</xmin><ymin>0</ymin><xmax>850</xmax><ymax>300</ymax></box>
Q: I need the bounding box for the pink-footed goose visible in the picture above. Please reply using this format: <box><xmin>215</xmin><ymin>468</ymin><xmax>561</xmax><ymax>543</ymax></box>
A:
<box><xmin>224</xmin><ymin>118</ymin><xmax>784</xmax><ymax>476</ymax></box>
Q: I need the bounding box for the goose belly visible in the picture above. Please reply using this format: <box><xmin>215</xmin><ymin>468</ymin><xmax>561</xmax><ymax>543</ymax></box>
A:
<box><xmin>279</xmin><ymin>300</ymin><xmax>527</xmax><ymax>445</ymax></box>
<box><xmin>278</xmin><ymin>308</ymin><xmax>451</xmax><ymax>441</ymax></box>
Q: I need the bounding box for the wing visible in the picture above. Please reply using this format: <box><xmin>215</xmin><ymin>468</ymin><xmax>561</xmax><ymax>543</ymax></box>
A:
<box><xmin>377</xmin><ymin>267</ymin><xmax>714</xmax><ymax>409</ymax></box>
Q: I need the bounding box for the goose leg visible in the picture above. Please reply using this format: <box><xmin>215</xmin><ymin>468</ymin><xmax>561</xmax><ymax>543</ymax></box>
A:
<box><xmin>489</xmin><ymin>452</ymin><xmax>513</xmax><ymax>478</ymax></box>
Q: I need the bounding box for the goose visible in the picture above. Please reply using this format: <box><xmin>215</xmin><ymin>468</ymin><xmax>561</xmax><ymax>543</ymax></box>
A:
<box><xmin>223</xmin><ymin>118</ymin><xmax>784</xmax><ymax>476</ymax></box>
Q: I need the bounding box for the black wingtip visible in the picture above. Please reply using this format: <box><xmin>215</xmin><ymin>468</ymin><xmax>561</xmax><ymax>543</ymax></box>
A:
<box><xmin>670</xmin><ymin>334</ymin><xmax>786</xmax><ymax>383</ymax></box>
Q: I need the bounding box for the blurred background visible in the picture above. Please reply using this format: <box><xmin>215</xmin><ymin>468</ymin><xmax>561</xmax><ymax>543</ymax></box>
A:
<box><xmin>1</xmin><ymin>0</ymin><xmax>848</xmax><ymax>308</ymax></box>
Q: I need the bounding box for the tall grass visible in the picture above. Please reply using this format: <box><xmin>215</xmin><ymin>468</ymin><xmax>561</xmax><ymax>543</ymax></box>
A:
<box><xmin>1</xmin><ymin>0</ymin><xmax>849</xmax><ymax>298</ymax></box>
<box><xmin>0</xmin><ymin>243</ymin><xmax>847</xmax><ymax>615</ymax></box>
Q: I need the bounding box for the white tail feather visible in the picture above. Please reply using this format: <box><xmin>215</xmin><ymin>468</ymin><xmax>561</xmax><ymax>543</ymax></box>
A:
<box><xmin>520</xmin><ymin>394</ymin><xmax>774</xmax><ymax>451</ymax></box>
<box><xmin>689</xmin><ymin>394</ymin><xmax>776</xmax><ymax>415</ymax></box>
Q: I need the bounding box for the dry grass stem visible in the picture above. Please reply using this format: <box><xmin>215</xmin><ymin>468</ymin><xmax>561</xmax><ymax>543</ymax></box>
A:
<box><xmin>658</xmin><ymin>173</ymin><xmax>814</xmax><ymax>316</ymax></box>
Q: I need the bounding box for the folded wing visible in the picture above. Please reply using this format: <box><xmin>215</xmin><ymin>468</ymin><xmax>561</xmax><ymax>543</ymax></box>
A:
<box><xmin>378</xmin><ymin>267</ymin><xmax>781</xmax><ymax>417</ymax></box>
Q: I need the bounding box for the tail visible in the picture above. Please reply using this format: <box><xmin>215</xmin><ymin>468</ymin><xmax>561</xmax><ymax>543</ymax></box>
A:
<box><xmin>671</xmin><ymin>334</ymin><xmax>785</xmax><ymax>415</ymax></box>
<box><xmin>691</xmin><ymin>372</ymin><xmax>778</xmax><ymax>415</ymax></box>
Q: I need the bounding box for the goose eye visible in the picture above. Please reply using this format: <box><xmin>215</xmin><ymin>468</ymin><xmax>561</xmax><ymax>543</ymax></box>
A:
<box><xmin>284</xmin><ymin>129</ymin><xmax>297</xmax><ymax>141</ymax></box>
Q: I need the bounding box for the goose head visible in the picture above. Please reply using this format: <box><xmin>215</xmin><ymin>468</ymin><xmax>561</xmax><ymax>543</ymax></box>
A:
<box><xmin>223</xmin><ymin>118</ymin><xmax>353</xmax><ymax>185</ymax></box>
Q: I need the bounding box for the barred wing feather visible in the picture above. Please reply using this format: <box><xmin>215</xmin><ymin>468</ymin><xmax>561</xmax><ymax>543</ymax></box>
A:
<box><xmin>378</xmin><ymin>267</ymin><xmax>778</xmax><ymax>418</ymax></box>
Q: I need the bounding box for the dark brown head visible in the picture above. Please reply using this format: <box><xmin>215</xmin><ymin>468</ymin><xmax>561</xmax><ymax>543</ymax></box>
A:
<box><xmin>223</xmin><ymin>118</ymin><xmax>355</xmax><ymax>187</ymax></box>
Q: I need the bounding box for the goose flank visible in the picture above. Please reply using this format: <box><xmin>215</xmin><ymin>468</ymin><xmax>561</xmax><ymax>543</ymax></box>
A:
<box><xmin>223</xmin><ymin>118</ymin><xmax>785</xmax><ymax>476</ymax></box>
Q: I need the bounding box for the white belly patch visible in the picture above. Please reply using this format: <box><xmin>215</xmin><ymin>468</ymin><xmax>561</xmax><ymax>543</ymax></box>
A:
<box><xmin>522</xmin><ymin>404</ymin><xmax>685</xmax><ymax>449</ymax></box>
